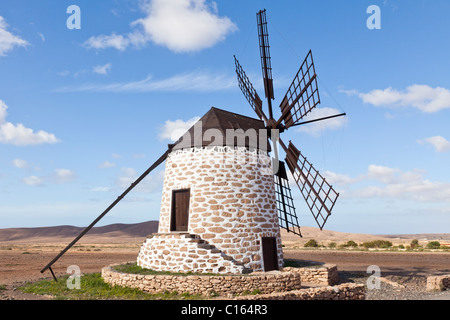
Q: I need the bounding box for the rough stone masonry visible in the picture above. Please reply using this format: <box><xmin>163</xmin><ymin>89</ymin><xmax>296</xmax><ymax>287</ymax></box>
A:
<box><xmin>137</xmin><ymin>146</ymin><xmax>283</xmax><ymax>274</ymax></box>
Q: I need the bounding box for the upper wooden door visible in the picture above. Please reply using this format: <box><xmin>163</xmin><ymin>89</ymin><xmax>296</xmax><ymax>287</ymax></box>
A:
<box><xmin>170</xmin><ymin>189</ymin><xmax>190</xmax><ymax>232</ymax></box>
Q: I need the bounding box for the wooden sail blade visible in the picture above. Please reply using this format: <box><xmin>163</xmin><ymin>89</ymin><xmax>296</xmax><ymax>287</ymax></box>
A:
<box><xmin>274</xmin><ymin>160</ymin><xmax>302</xmax><ymax>237</ymax></box>
<box><xmin>277</xmin><ymin>50</ymin><xmax>320</xmax><ymax>129</ymax></box>
<box><xmin>257</xmin><ymin>9</ymin><xmax>275</xmax><ymax>106</ymax></box>
<box><xmin>281</xmin><ymin>140</ymin><xmax>339</xmax><ymax>230</ymax></box>
<box><xmin>234</xmin><ymin>55</ymin><xmax>269</xmax><ymax>124</ymax></box>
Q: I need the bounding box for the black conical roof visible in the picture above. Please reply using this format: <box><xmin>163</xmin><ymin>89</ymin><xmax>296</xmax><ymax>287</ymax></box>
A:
<box><xmin>171</xmin><ymin>107</ymin><xmax>270</xmax><ymax>152</ymax></box>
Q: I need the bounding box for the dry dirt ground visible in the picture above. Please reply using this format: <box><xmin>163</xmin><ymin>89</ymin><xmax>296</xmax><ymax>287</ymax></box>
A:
<box><xmin>0</xmin><ymin>240</ymin><xmax>142</xmax><ymax>300</ymax></box>
<box><xmin>1</xmin><ymin>239</ymin><xmax>449</xmax><ymax>300</ymax></box>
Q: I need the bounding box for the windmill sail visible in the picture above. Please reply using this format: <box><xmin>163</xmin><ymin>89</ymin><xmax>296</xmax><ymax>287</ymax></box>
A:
<box><xmin>278</xmin><ymin>50</ymin><xmax>320</xmax><ymax>128</ymax></box>
<box><xmin>283</xmin><ymin>140</ymin><xmax>339</xmax><ymax>230</ymax></box>
<box><xmin>234</xmin><ymin>9</ymin><xmax>344</xmax><ymax>236</ymax></box>
<box><xmin>274</xmin><ymin>160</ymin><xmax>302</xmax><ymax>236</ymax></box>
<box><xmin>257</xmin><ymin>9</ymin><xmax>275</xmax><ymax>105</ymax></box>
<box><xmin>234</xmin><ymin>56</ymin><xmax>268</xmax><ymax>123</ymax></box>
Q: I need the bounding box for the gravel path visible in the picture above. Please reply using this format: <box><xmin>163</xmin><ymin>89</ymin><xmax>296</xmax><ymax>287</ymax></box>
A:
<box><xmin>339</xmin><ymin>271</ymin><xmax>450</xmax><ymax>300</ymax></box>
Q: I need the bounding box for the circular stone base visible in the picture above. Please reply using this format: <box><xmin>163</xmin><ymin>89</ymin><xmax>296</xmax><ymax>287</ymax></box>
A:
<box><xmin>101</xmin><ymin>262</ymin><xmax>302</xmax><ymax>296</ymax></box>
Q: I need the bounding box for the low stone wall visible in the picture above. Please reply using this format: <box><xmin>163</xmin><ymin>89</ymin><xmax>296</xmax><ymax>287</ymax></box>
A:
<box><xmin>102</xmin><ymin>264</ymin><xmax>302</xmax><ymax>296</ymax></box>
<box><xmin>236</xmin><ymin>283</ymin><xmax>365</xmax><ymax>300</ymax></box>
<box><xmin>426</xmin><ymin>275</ymin><xmax>450</xmax><ymax>292</ymax></box>
<box><xmin>283</xmin><ymin>264</ymin><xmax>339</xmax><ymax>286</ymax></box>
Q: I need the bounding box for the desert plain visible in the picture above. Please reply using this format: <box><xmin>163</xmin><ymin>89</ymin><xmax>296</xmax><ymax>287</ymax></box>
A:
<box><xmin>0</xmin><ymin>221</ymin><xmax>449</xmax><ymax>300</ymax></box>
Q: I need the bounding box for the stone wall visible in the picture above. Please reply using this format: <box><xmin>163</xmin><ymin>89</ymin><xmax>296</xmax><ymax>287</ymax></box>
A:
<box><xmin>102</xmin><ymin>264</ymin><xmax>302</xmax><ymax>296</ymax></box>
<box><xmin>283</xmin><ymin>264</ymin><xmax>339</xmax><ymax>285</ymax></box>
<box><xmin>426</xmin><ymin>275</ymin><xmax>450</xmax><ymax>292</ymax></box>
<box><xmin>102</xmin><ymin>263</ymin><xmax>364</xmax><ymax>300</ymax></box>
<box><xmin>236</xmin><ymin>283</ymin><xmax>365</xmax><ymax>300</ymax></box>
<box><xmin>137</xmin><ymin>233</ymin><xmax>245</xmax><ymax>274</ymax></box>
<box><xmin>142</xmin><ymin>146</ymin><xmax>283</xmax><ymax>273</ymax></box>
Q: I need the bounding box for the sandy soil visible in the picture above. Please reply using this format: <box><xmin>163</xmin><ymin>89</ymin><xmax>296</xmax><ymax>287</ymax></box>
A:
<box><xmin>283</xmin><ymin>249</ymin><xmax>450</xmax><ymax>276</ymax></box>
<box><xmin>1</xmin><ymin>229</ymin><xmax>449</xmax><ymax>300</ymax></box>
<box><xmin>0</xmin><ymin>240</ymin><xmax>141</xmax><ymax>300</ymax></box>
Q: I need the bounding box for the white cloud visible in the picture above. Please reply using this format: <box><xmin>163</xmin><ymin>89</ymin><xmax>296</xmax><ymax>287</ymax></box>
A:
<box><xmin>57</xmin><ymin>70</ymin><xmax>70</xmax><ymax>77</ymax></box>
<box><xmin>117</xmin><ymin>167</ymin><xmax>138</xmax><ymax>188</ymax></box>
<box><xmin>93</xmin><ymin>63</ymin><xmax>112</xmax><ymax>75</ymax></box>
<box><xmin>23</xmin><ymin>175</ymin><xmax>44</xmax><ymax>186</ymax></box>
<box><xmin>136</xmin><ymin>0</ymin><xmax>238</xmax><ymax>52</ymax></box>
<box><xmin>54</xmin><ymin>169</ymin><xmax>76</xmax><ymax>183</ymax></box>
<box><xmin>0</xmin><ymin>100</ymin><xmax>60</xmax><ymax>146</ymax></box>
<box><xmin>346</xmin><ymin>84</ymin><xmax>450</xmax><ymax>113</ymax></box>
<box><xmin>12</xmin><ymin>158</ymin><xmax>28</xmax><ymax>169</ymax></box>
<box><xmin>417</xmin><ymin>136</ymin><xmax>450</xmax><ymax>153</ymax></box>
<box><xmin>0</xmin><ymin>16</ymin><xmax>28</xmax><ymax>56</ymax></box>
<box><xmin>99</xmin><ymin>161</ymin><xmax>116</xmax><ymax>168</ymax></box>
<box><xmin>158</xmin><ymin>116</ymin><xmax>200</xmax><ymax>142</ymax></box>
<box><xmin>296</xmin><ymin>107</ymin><xmax>347</xmax><ymax>137</ymax></box>
<box><xmin>83</xmin><ymin>0</ymin><xmax>237</xmax><ymax>53</ymax></box>
<box><xmin>54</xmin><ymin>71</ymin><xmax>236</xmax><ymax>93</ymax></box>
<box><xmin>89</xmin><ymin>186</ymin><xmax>112</xmax><ymax>192</ymax></box>
<box><xmin>116</xmin><ymin>167</ymin><xmax>164</xmax><ymax>193</ymax></box>
<box><xmin>21</xmin><ymin>168</ymin><xmax>76</xmax><ymax>186</ymax></box>
<box><xmin>366</xmin><ymin>164</ymin><xmax>401</xmax><ymax>184</ymax></box>
<box><xmin>37</xmin><ymin>32</ymin><xmax>45</xmax><ymax>42</ymax></box>
<box><xmin>0</xmin><ymin>99</ymin><xmax>6</xmax><ymax>122</ymax></box>
<box><xmin>325</xmin><ymin>165</ymin><xmax>450</xmax><ymax>203</ymax></box>
<box><xmin>322</xmin><ymin>170</ymin><xmax>362</xmax><ymax>186</ymax></box>
<box><xmin>84</xmin><ymin>33</ymin><xmax>129</xmax><ymax>51</ymax></box>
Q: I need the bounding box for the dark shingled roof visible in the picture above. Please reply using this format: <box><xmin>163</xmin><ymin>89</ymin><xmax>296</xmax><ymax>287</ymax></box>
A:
<box><xmin>171</xmin><ymin>107</ymin><xmax>271</xmax><ymax>152</ymax></box>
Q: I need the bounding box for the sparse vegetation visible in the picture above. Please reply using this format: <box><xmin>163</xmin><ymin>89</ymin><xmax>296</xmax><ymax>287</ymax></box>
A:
<box><xmin>113</xmin><ymin>262</ymin><xmax>222</xmax><ymax>276</ymax></box>
<box><xmin>339</xmin><ymin>240</ymin><xmax>358</xmax><ymax>249</ymax></box>
<box><xmin>240</xmin><ymin>289</ymin><xmax>262</xmax><ymax>296</ymax></box>
<box><xmin>283</xmin><ymin>259</ymin><xmax>321</xmax><ymax>268</ymax></box>
<box><xmin>286</xmin><ymin>238</ymin><xmax>448</xmax><ymax>252</ymax></box>
<box><xmin>410</xmin><ymin>239</ymin><xmax>419</xmax><ymax>249</ymax></box>
<box><xmin>328</xmin><ymin>242</ymin><xmax>337</xmax><ymax>249</ymax></box>
<box><xmin>19</xmin><ymin>273</ymin><xmax>204</xmax><ymax>300</ymax></box>
<box><xmin>304</xmin><ymin>239</ymin><xmax>319</xmax><ymax>248</ymax></box>
<box><xmin>426</xmin><ymin>241</ymin><xmax>441</xmax><ymax>249</ymax></box>
<box><xmin>361</xmin><ymin>240</ymin><xmax>393</xmax><ymax>249</ymax></box>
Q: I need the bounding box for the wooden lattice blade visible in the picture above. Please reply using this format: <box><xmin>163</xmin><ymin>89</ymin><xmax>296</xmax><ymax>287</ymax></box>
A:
<box><xmin>257</xmin><ymin>9</ymin><xmax>274</xmax><ymax>102</ymax></box>
<box><xmin>277</xmin><ymin>50</ymin><xmax>320</xmax><ymax>129</ymax></box>
<box><xmin>234</xmin><ymin>55</ymin><xmax>269</xmax><ymax>124</ymax></box>
<box><xmin>282</xmin><ymin>140</ymin><xmax>339</xmax><ymax>230</ymax></box>
<box><xmin>274</xmin><ymin>160</ymin><xmax>302</xmax><ymax>237</ymax></box>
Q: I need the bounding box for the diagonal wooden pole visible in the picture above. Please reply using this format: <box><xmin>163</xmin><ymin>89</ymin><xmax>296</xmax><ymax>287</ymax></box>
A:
<box><xmin>40</xmin><ymin>148</ymin><xmax>171</xmax><ymax>280</ymax></box>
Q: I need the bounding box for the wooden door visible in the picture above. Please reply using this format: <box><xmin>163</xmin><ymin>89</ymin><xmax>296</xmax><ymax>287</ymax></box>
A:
<box><xmin>170</xmin><ymin>189</ymin><xmax>190</xmax><ymax>232</ymax></box>
<box><xmin>262</xmin><ymin>237</ymin><xmax>279</xmax><ymax>271</ymax></box>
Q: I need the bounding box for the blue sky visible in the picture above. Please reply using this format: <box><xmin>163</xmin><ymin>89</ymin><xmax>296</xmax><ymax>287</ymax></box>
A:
<box><xmin>0</xmin><ymin>0</ymin><xmax>449</xmax><ymax>234</ymax></box>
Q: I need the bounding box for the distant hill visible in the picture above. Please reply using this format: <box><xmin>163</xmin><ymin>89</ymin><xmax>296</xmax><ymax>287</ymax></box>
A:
<box><xmin>0</xmin><ymin>221</ymin><xmax>448</xmax><ymax>245</ymax></box>
<box><xmin>381</xmin><ymin>233</ymin><xmax>450</xmax><ymax>241</ymax></box>
<box><xmin>280</xmin><ymin>227</ymin><xmax>450</xmax><ymax>246</ymax></box>
<box><xmin>0</xmin><ymin>221</ymin><xmax>159</xmax><ymax>243</ymax></box>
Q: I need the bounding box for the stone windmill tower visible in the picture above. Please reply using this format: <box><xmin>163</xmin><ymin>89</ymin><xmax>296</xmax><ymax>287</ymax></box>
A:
<box><xmin>137</xmin><ymin>107</ymin><xmax>283</xmax><ymax>274</ymax></box>
<box><xmin>40</xmin><ymin>9</ymin><xmax>344</xmax><ymax>281</ymax></box>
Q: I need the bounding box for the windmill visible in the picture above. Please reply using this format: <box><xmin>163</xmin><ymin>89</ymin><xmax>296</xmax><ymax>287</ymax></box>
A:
<box><xmin>41</xmin><ymin>9</ymin><xmax>346</xmax><ymax>279</ymax></box>
<box><xmin>233</xmin><ymin>9</ymin><xmax>346</xmax><ymax>237</ymax></box>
